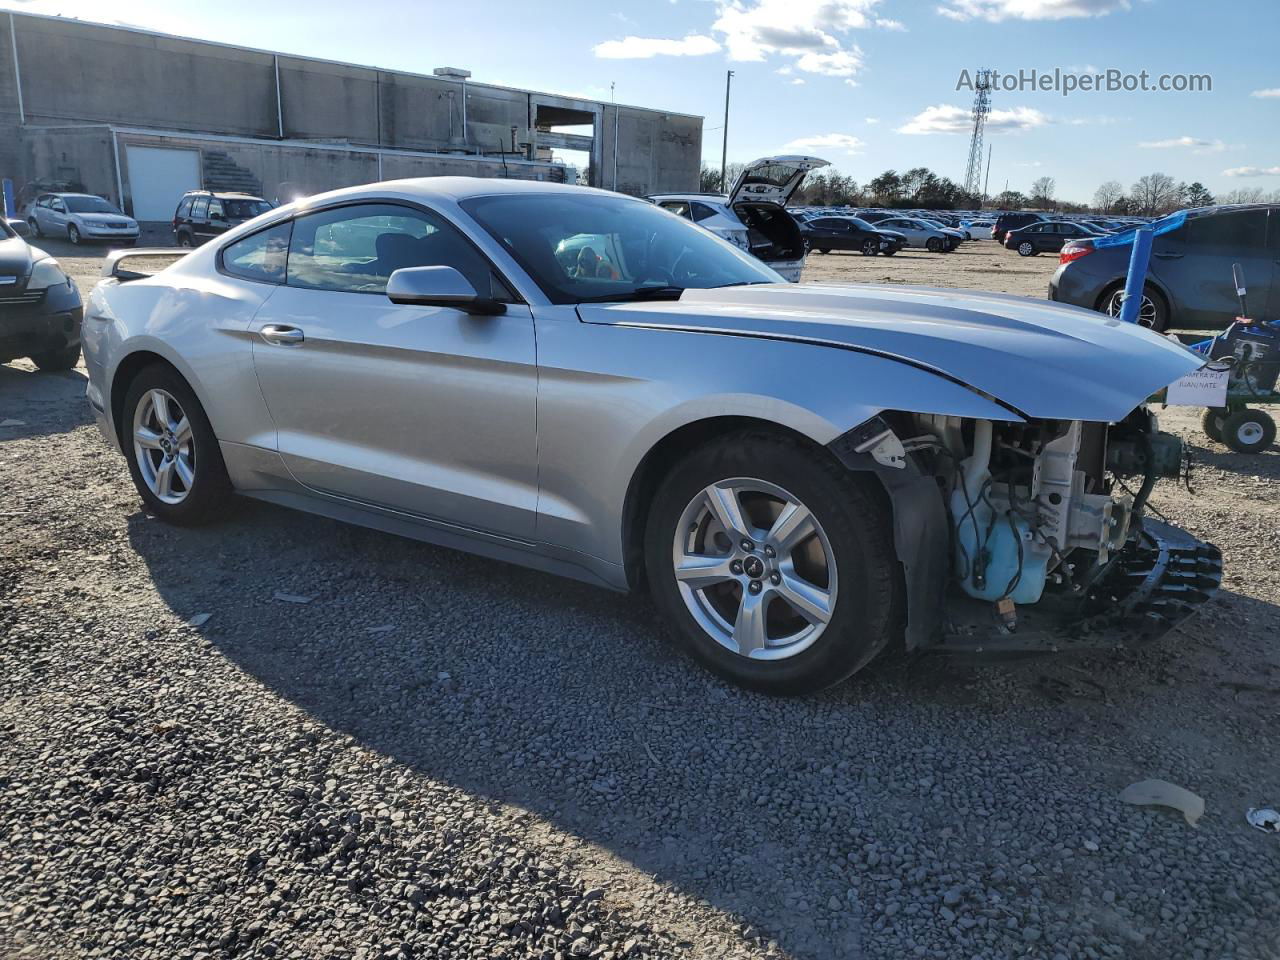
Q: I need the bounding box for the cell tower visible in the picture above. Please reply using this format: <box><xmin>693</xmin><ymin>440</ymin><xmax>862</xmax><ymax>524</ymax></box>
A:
<box><xmin>962</xmin><ymin>69</ymin><xmax>992</xmax><ymax>198</ymax></box>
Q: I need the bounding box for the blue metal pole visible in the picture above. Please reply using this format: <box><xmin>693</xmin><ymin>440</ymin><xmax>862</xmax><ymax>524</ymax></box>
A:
<box><xmin>1</xmin><ymin>178</ymin><xmax>14</xmax><ymax>220</ymax></box>
<box><xmin>1117</xmin><ymin>226</ymin><xmax>1154</xmax><ymax>325</ymax></box>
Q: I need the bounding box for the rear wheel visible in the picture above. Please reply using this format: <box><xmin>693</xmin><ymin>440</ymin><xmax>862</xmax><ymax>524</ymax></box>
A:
<box><xmin>121</xmin><ymin>365</ymin><xmax>234</xmax><ymax>524</ymax></box>
<box><xmin>644</xmin><ymin>432</ymin><xmax>897</xmax><ymax>695</ymax></box>
<box><xmin>860</xmin><ymin>238</ymin><xmax>879</xmax><ymax>256</ymax></box>
<box><xmin>176</xmin><ymin>230</ymin><xmax>194</xmax><ymax>248</ymax></box>
<box><xmin>1100</xmin><ymin>283</ymin><xmax>1168</xmax><ymax>332</ymax></box>
<box><xmin>818</xmin><ymin>247</ymin><xmax>830</xmax><ymax>255</ymax></box>
<box><xmin>925</xmin><ymin>237</ymin><xmax>942</xmax><ymax>253</ymax></box>
<box><xmin>29</xmin><ymin>343</ymin><xmax>80</xmax><ymax>371</ymax></box>
<box><xmin>1201</xmin><ymin>407</ymin><xmax>1228</xmax><ymax>443</ymax></box>
<box><xmin>1017</xmin><ymin>241</ymin><xmax>1035</xmax><ymax>257</ymax></box>
<box><xmin>1221</xmin><ymin>408</ymin><xmax>1276</xmax><ymax>454</ymax></box>
<box><xmin>881</xmin><ymin>248</ymin><xmax>897</xmax><ymax>256</ymax></box>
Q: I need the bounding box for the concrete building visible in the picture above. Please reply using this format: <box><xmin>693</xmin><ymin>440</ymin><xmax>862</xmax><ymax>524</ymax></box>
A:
<box><xmin>1</xmin><ymin>11</ymin><xmax>702</xmax><ymax>220</ymax></box>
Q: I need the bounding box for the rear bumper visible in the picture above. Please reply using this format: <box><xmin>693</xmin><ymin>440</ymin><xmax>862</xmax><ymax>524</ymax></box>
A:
<box><xmin>0</xmin><ymin>283</ymin><xmax>83</xmax><ymax>360</ymax></box>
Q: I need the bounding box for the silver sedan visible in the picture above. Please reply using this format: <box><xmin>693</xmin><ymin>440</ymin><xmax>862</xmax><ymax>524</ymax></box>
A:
<box><xmin>82</xmin><ymin>178</ymin><xmax>1216</xmax><ymax>694</ymax></box>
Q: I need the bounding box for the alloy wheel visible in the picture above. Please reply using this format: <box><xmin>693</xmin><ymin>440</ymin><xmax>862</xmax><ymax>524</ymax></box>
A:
<box><xmin>671</xmin><ymin>479</ymin><xmax>837</xmax><ymax>661</ymax></box>
<box><xmin>132</xmin><ymin>388</ymin><xmax>196</xmax><ymax>505</ymax></box>
<box><xmin>68</xmin><ymin>225</ymin><xmax>80</xmax><ymax>245</ymax></box>
<box><xmin>1105</xmin><ymin>289</ymin><xmax>1158</xmax><ymax>328</ymax></box>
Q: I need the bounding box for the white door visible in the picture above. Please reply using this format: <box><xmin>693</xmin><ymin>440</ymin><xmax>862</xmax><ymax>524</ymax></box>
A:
<box><xmin>126</xmin><ymin>146</ymin><xmax>201</xmax><ymax>221</ymax></box>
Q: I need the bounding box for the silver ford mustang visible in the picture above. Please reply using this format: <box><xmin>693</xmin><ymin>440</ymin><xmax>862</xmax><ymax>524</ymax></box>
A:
<box><xmin>83</xmin><ymin>178</ymin><xmax>1221</xmax><ymax>694</ymax></box>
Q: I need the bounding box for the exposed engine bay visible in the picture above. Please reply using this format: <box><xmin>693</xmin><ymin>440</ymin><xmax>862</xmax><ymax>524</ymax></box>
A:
<box><xmin>832</xmin><ymin>408</ymin><xmax>1221</xmax><ymax>652</ymax></box>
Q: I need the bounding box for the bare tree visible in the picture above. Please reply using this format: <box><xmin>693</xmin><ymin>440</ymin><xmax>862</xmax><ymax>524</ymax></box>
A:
<box><xmin>1220</xmin><ymin>186</ymin><xmax>1267</xmax><ymax>205</ymax></box>
<box><xmin>1029</xmin><ymin>176</ymin><xmax>1056</xmax><ymax>207</ymax></box>
<box><xmin>1092</xmin><ymin>180</ymin><xmax>1124</xmax><ymax>213</ymax></box>
<box><xmin>1129</xmin><ymin>173</ymin><xmax>1181</xmax><ymax>216</ymax></box>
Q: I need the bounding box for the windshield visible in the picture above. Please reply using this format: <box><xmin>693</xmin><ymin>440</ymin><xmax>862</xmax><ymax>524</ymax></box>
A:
<box><xmin>64</xmin><ymin>196</ymin><xmax>122</xmax><ymax>214</ymax></box>
<box><xmin>224</xmin><ymin>199</ymin><xmax>273</xmax><ymax>218</ymax></box>
<box><xmin>460</xmin><ymin>192</ymin><xmax>781</xmax><ymax>304</ymax></box>
<box><xmin>850</xmin><ymin>217</ymin><xmax>878</xmax><ymax>230</ymax></box>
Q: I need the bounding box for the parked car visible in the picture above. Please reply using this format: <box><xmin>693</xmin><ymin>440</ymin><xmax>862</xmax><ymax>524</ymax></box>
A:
<box><xmin>965</xmin><ymin>219</ymin><xmax>995</xmax><ymax>240</ymax></box>
<box><xmin>992</xmin><ymin>212</ymin><xmax>1046</xmax><ymax>245</ymax></box>
<box><xmin>647</xmin><ymin>155</ymin><xmax>829</xmax><ymax>282</ymax></box>
<box><xmin>872</xmin><ymin>216</ymin><xmax>957</xmax><ymax>252</ymax></box>
<box><xmin>917</xmin><ymin>218</ymin><xmax>968</xmax><ymax>245</ymax></box>
<box><xmin>1005</xmin><ymin>221</ymin><xmax>1103</xmax><ymax>257</ymax></box>
<box><xmin>173</xmin><ymin>191</ymin><xmax>275</xmax><ymax>247</ymax></box>
<box><xmin>24</xmin><ymin>193</ymin><xmax>139</xmax><ymax>246</ymax></box>
<box><xmin>0</xmin><ymin>218</ymin><xmax>83</xmax><ymax>370</ymax></box>
<box><xmin>1051</xmin><ymin>204</ymin><xmax>1280</xmax><ymax>331</ymax></box>
<box><xmin>82</xmin><ymin>178</ymin><xmax>1217</xmax><ymax>695</ymax></box>
<box><xmin>800</xmin><ymin>216</ymin><xmax>905</xmax><ymax>256</ymax></box>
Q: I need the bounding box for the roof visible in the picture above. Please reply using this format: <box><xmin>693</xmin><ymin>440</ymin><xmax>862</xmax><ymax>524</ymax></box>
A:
<box><xmin>286</xmin><ymin>177</ymin><xmax>637</xmax><ymax>213</ymax></box>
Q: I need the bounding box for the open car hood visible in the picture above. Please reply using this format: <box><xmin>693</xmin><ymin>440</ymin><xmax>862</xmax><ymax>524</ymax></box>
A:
<box><xmin>727</xmin><ymin>155</ymin><xmax>830</xmax><ymax>208</ymax></box>
<box><xmin>578</xmin><ymin>282</ymin><xmax>1202</xmax><ymax>422</ymax></box>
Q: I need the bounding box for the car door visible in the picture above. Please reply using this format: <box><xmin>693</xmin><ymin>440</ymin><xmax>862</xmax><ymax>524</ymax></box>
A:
<box><xmin>882</xmin><ymin>219</ymin><xmax>919</xmax><ymax>245</ymax></box>
<box><xmin>189</xmin><ymin>196</ymin><xmax>210</xmax><ymax>241</ymax></box>
<box><xmin>1152</xmin><ymin>209</ymin><xmax>1270</xmax><ymax>327</ymax></box>
<box><xmin>46</xmin><ymin>197</ymin><xmax>68</xmax><ymax>234</ymax></box>
<box><xmin>248</xmin><ymin>200</ymin><xmax>540</xmax><ymax>538</ymax></box>
<box><xmin>1267</xmin><ymin>210</ymin><xmax>1280</xmax><ymax>321</ymax></box>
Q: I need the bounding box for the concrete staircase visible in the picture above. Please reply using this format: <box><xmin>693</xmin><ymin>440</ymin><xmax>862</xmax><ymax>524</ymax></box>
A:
<box><xmin>201</xmin><ymin>151</ymin><xmax>263</xmax><ymax>197</ymax></box>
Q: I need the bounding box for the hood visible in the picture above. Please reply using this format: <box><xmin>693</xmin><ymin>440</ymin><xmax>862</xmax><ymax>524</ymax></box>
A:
<box><xmin>577</xmin><ymin>283</ymin><xmax>1202</xmax><ymax>422</ymax></box>
<box><xmin>728</xmin><ymin>155</ymin><xmax>830</xmax><ymax>208</ymax></box>
<box><xmin>0</xmin><ymin>235</ymin><xmax>35</xmax><ymax>279</ymax></box>
<box><xmin>875</xmin><ymin>230</ymin><xmax>907</xmax><ymax>240</ymax></box>
<box><xmin>75</xmin><ymin>211</ymin><xmax>133</xmax><ymax>224</ymax></box>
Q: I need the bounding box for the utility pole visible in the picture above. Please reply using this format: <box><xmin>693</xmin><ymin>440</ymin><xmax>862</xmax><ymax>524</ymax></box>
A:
<box><xmin>720</xmin><ymin>70</ymin><xmax>734</xmax><ymax>193</ymax></box>
<box><xmin>982</xmin><ymin>144</ymin><xmax>992</xmax><ymax>207</ymax></box>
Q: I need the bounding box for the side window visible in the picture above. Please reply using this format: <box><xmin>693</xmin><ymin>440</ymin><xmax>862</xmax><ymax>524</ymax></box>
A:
<box><xmin>176</xmin><ymin>197</ymin><xmax>193</xmax><ymax>219</ymax></box>
<box><xmin>191</xmin><ymin>197</ymin><xmax>210</xmax><ymax>220</ymax></box>
<box><xmin>285</xmin><ymin>202</ymin><xmax>493</xmax><ymax>296</ymax></box>
<box><xmin>1183</xmin><ymin>211</ymin><xmax>1267</xmax><ymax>251</ymax></box>
<box><xmin>207</xmin><ymin>199</ymin><xmax>225</xmax><ymax>220</ymax></box>
<box><xmin>690</xmin><ymin>202</ymin><xmax>717</xmax><ymax>223</ymax></box>
<box><xmin>659</xmin><ymin>200</ymin><xmax>692</xmax><ymax>219</ymax></box>
<box><xmin>1269</xmin><ymin>211</ymin><xmax>1280</xmax><ymax>252</ymax></box>
<box><xmin>221</xmin><ymin>221</ymin><xmax>292</xmax><ymax>284</ymax></box>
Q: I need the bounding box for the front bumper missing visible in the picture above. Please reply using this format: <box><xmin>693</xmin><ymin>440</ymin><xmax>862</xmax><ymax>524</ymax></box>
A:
<box><xmin>933</xmin><ymin>519</ymin><xmax>1222</xmax><ymax>655</ymax></box>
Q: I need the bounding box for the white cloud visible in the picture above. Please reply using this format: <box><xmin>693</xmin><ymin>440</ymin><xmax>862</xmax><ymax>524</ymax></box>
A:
<box><xmin>710</xmin><ymin>0</ymin><xmax>899</xmax><ymax>78</ymax></box>
<box><xmin>1223</xmin><ymin>166</ymin><xmax>1280</xmax><ymax>177</ymax></box>
<box><xmin>789</xmin><ymin>77</ymin><xmax>806</xmax><ymax>84</ymax></box>
<box><xmin>865</xmin><ymin>117</ymin><xmax>881</xmax><ymax>124</ymax></box>
<box><xmin>897</xmin><ymin>104</ymin><xmax>1048</xmax><ymax>134</ymax></box>
<box><xmin>593</xmin><ymin>34</ymin><xmax>721</xmax><ymax>59</ymax></box>
<box><xmin>874</xmin><ymin>17</ymin><xmax>907</xmax><ymax>29</ymax></box>
<box><xmin>1251</xmin><ymin>88</ymin><xmax>1280</xmax><ymax>99</ymax></box>
<box><xmin>783</xmin><ymin>133</ymin><xmax>864</xmax><ymax>153</ymax></box>
<box><xmin>1139</xmin><ymin>136</ymin><xmax>1226</xmax><ymax>153</ymax></box>
<box><xmin>937</xmin><ymin>0</ymin><xmax>1129</xmax><ymax>21</ymax></box>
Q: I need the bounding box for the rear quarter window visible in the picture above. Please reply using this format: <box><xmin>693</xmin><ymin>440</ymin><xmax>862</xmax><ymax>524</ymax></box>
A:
<box><xmin>221</xmin><ymin>221</ymin><xmax>292</xmax><ymax>284</ymax></box>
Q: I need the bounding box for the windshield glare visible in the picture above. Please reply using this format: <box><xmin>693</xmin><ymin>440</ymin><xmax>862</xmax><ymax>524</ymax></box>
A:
<box><xmin>64</xmin><ymin>196</ymin><xmax>122</xmax><ymax>215</ymax></box>
<box><xmin>224</xmin><ymin>199</ymin><xmax>273</xmax><ymax>218</ymax></box>
<box><xmin>460</xmin><ymin>193</ymin><xmax>781</xmax><ymax>304</ymax></box>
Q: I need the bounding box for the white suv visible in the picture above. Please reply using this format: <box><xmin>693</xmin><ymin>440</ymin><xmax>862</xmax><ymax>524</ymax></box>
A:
<box><xmin>648</xmin><ymin>155</ymin><xmax>829</xmax><ymax>283</ymax></box>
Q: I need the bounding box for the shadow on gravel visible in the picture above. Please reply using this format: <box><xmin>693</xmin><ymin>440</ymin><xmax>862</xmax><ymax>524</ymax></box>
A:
<box><xmin>0</xmin><ymin>363</ymin><xmax>92</xmax><ymax>440</ymax></box>
<box><xmin>124</xmin><ymin>497</ymin><xmax>1280</xmax><ymax>960</ymax></box>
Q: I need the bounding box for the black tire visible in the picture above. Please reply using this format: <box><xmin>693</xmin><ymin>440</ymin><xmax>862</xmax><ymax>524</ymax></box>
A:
<box><xmin>1201</xmin><ymin>407</ymin><xmax>1228</xmax><ymax>443</ymax></box>
<box><xmin>644</xmin><ymin>432</ymin><xmax>898</xmax><ymax>695</ymax></box>
<box><xmin>176</xmin><ymin>230</ymin><xmax>194</xmax><ymax>248</ymax></box>
<box><xmin>121</xmin><ymin>364</ymin><xmax>234</xmax><ymax>524</ymax></box>
<box><xmin>1097</xmin><ymin>282</ymin><xmax>1169</xmax><ymax>333</ymax></box>
<box><xmin>818</xmin><ymin>247</ymin><xmax>830</xmax><ymax>255</ymax></box>
<box><xmin>1221</xmin><ymin>408</ymin><xmax>1276</xmax><ymax>454</ymax></box>
<box><xmin>27</xmin><ymin>218</ymin><xmax>40</xmax><ymax>239</ymax></box>
<box><xmin>881</xmin><ymin>248</ymin><xmax>897</xmax><ymax>256</ymax></box>
<box><xmin>67</xmin><ymin>224</ymin><xmax>81</xmax><ymax>245</ymax></box>
<box><xmin>29</xmin><ymin>343</ymin><xmax>80</xmax><ymax>371</ymax></box>
<box><xmin>925</xmin><ymin>237</ymin><xmax>942</xmax><ymax>253</ymax></box>
<box><xmin>860</xmin><ymin>238</ymin><xmax>879</xmax><ymax>256</ymax></box>
<box><xmin>1017</xmin><ymin>241</ymin><xmax>1036</xmax><ymax>257</ymax></box>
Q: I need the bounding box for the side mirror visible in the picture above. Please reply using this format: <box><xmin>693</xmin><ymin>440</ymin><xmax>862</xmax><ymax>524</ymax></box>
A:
<box><xmin>386</xmin><ymin>266</ymin><xmax>505</xmax><ymax>315</ymax></box>
<box><xmin>7</xmin><ymin>218</ymin><xmax>30</xmax><ymax>238</ymax></box>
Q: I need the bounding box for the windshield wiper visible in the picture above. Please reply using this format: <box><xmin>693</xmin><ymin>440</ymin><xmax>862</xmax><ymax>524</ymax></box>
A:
<box><xmin>578</xmin><ymin>285</ymin><xmax>685</xmax><ymax>303</ymax></box>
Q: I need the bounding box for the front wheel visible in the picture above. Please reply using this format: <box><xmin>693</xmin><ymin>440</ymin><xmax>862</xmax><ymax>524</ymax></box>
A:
<box><xmin>27</xmin><ymin>218</ymin><xmax>40</xmax><ymax>239</ymax></box>
<box><xmin>67</xmin><ymin>224</ymin><xmax>81</xmax><ymax>245</ymax></box>
<box><xmin>1221</xmin><ymin>408</ymin><xmax>1276</xmax><ymax>454</ymax></box>
<box><xmin>122</xmin><ymin>365</ymin><xmax>234</xmax><ymax>524</ymax></box>
<box><xmin>881</xmin><ymin>248</ymin><xmax>897</xmax><ymax>256</ymax></box>
<box><xmin>818</xmin><ymin>247</ymin><xmax>830</xmax><ymax>255</ymax></box>
<box><xmin>644</xmin><ymin>433</ymin><xmax>897</xmax><ymax>695</ymax></box>
<box><xmin>860</xmin><ymin>239</ymin><xmax>879</xmax><ymax>256</ymax></box>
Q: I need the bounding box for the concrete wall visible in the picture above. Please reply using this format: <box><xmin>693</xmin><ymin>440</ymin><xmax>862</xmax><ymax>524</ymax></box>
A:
<box><xmin>3</xmin><ymin>12</ymin><xmax>702</xmax><ymax>201</ymax></box>
<box><xmin>20</xmin><ymin>127</ymin><xmax>120</xmax><ymax>207</ymax></box>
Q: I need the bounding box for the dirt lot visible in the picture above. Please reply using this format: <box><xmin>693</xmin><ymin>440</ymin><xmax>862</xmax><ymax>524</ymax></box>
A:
<box><xmin>3</xmin><ymin>239</ymin><xmax>1279</xmax><ymax>960</ymax></box>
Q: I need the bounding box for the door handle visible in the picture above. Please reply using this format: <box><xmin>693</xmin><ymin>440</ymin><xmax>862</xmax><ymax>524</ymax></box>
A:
<box><xmin>1153</xmin><ymin>252</ymin><xmax>1183</xmax><ymax>260</ymax></box>
<box><xmin>260</xmin><ymin>324</ymin><xmax>305</xmax><ymax>346</ymax></box>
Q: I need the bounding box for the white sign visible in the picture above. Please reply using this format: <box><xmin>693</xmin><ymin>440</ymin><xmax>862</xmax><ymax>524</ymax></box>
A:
<box><xmin>1166</xmin><ymin>367</ymin><xmax>1229</xmax><ymax>407</ymax></box>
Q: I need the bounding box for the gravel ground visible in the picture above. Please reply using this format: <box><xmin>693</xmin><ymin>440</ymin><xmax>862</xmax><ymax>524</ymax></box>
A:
<box><xmin>3</xmin><ymin>239</ymin><xmax>1280</xmax><ymax>960</ymax></box>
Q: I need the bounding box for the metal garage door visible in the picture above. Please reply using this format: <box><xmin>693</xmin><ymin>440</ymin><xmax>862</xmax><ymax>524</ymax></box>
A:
<box><xmin>125</xmin><ymin>146</ymin><xmax>201</xmax><ymax>221</ymax></box>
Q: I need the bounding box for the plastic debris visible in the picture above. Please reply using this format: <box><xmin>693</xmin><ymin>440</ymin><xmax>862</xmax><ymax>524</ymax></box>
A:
<box><xmin>1246</xmin><ymin>807</ymin><xmax>1280</xmax><ymax>833</ymax></box>
<box><xmin>1119</xmin><ymin>779</ymin><xmax>1205</xmax><ymax>826</ymax></box>
<box><xmin>272</xmin><ymin>592</ymin><xmax>314</xmax><ymax>604</ymax></box>
<box><xmin>186</xmin><ymin>613</ymin><xmax>212</xmax><ymax>627</ymax></box>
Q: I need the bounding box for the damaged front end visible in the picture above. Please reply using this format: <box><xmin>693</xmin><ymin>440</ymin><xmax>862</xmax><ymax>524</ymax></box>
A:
<box><xmin>832</xmin><ymin>409</ymin><xmax>1222</xmax><ymax>654</ymax></box>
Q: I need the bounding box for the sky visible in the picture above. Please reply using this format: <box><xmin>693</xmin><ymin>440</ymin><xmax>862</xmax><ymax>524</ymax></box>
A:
<box><xmin>4</xmin><ymin>0</ymin><xmax>1279</xmax><ymax>202</ymax></box>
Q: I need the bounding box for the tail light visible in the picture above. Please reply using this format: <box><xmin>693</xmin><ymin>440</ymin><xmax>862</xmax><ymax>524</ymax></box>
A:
<box><xmin>1059</xmin><ymin>243</ymin><xmax>1093</xmax><ymax>265</ymax></box>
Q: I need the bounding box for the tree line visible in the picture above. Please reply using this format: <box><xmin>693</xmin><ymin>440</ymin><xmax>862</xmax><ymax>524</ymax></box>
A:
<box><xmin>699</xmin><ymin>163</ymin><xmax>1276</xmax><ymax>215</ymax></box>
